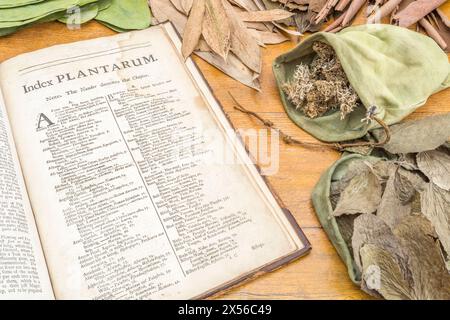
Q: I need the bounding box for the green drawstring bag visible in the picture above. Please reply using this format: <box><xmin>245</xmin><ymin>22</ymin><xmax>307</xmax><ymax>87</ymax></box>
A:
<box><xmin>312</xmin><ymin>154</ymin><xmax>377</xmax><ymax>285</ymax></box>
<box><xmin>273</xmin><ymin>24</ymin><xmax>450</xmax><ymax>142</ymax></box>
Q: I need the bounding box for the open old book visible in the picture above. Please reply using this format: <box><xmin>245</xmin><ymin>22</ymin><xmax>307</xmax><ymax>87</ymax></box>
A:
<box><xmin>0</xmin><ymin>22</ymin><xmax>310</xmax><ymax>300</ymax></box>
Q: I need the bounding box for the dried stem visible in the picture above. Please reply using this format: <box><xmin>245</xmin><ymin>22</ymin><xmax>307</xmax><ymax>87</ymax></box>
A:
<box><xmin>315</xmin><ymin>0</ymin><xmax>340</xmax><ymax>24</ymax></box>
<box><xmin>367</xmin><ymin>0</ymin><xmax>403</xmax><ymax>24</ymax></box>
<box><xmin>336</xmin><ymin>0</ymin><xmax>352</xmax><ymax>12</ymax></box>
<box><xmin>228</xmin><ymin>92</ymin><xmax>391</xmax><ymax>152</ymax></box>
<box><xmin>419</xmin><ymin>17</ymin><xmax>448</xmax><ymax>50</ymax></box>
<box><xmin>343</xmin><ymin>0</ymin><xmax>366</xmax><ymax>26</ymax></box>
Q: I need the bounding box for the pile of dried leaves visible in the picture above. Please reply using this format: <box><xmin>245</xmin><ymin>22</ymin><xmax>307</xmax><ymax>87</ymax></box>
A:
<box><xmin>149</xmin><ymin>0</ymin><xmax>298</xmax><ymax>90</ymax></box>
<box><xmin>268</xmin><ymin>0</ymin><xmax>450</xmax><ymax>51</ymax></box>
<box><xmin>282</xmin><ymin>41</ymin><xmax>360</xmax><ymax>119</ymax></box>
<box><xmin>329</xmin><ymin>114</ymin><xmax>450</xmax><ymax>299</ymax></box>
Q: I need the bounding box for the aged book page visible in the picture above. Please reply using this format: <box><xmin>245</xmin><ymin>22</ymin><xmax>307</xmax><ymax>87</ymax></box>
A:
<box><xmin>0</xmin><ymin>23</ymin><xmax>308</xmax><ymax>299</ymax></box>
<box><xmin>0</xmin><ymin>88</ymin><xmax>54</xmax><ymax>300</ymax></box>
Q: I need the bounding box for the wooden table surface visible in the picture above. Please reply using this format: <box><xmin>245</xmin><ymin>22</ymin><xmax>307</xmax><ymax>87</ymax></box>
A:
<box><xmin>0</xmin><ymin>20</ymin><xmax>448</xmax><ymax>300</ymax></box>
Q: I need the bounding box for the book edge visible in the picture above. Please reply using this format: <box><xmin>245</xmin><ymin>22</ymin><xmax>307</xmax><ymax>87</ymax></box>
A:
<box><xmin>162</xmin><ymin>22</ymin><xmax>312</xmax><ymax>300</ymax></box>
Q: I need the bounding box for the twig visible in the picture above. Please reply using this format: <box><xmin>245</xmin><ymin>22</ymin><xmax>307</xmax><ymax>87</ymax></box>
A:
<box><xmin>324</xmin><ymin>11</ymin><xmax>346</xmax><ymax>32</ymax></box>
<box><xmin>228</xmin><ymin>92</ymin><xmax>391</xmax><ymax>152</ymax></box>
<box><xmin>419</xmin><ymin>17</ymin><xmax>448</xmax><ymax>50</ymax></box>
<box><xmin>367</xmin><ymin>0</ymin><xmax>403</xmax><ymax>24</ymax></box>
<box><xmin>343</xmin><ymin>0</ymin><xmax>366</xmax><ymax>26</ymax></box>
<box><xmin>315</xmin><ymin>0</ymin><xmax>340</xmax><ymax>24</ymax></box>
<box><xmin>336</xmin><ymin>0</ymin><xmax>352</xmax><ymax>12</ymax></box>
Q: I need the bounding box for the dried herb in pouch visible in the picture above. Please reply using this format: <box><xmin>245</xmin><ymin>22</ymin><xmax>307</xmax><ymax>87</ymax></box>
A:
<box><xmin>274</xmin><ymin>24</ymin><xmax>450</xmax><ymax>142</ymax></box>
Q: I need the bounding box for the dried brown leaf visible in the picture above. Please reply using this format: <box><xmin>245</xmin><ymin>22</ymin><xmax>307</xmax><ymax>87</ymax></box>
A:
<box><xmin>180</xmin><ymin>0</ymin><xmax>194</xmax><ymax>14</ymax></box>
<box><xmin>195</xmin><ymin>50</ymin><xmax>261</xmax><ymax>90</ymax></box>
<box><xmin>420</xmin><ymin>182</ymin><xmax>450</xmax><ymax>264</ymax></box>
<box><xmin>333</xmin><ymin>166</ymin><xmax>382</xmax><ymax>217</ymax></box>
<box><xmin>377</xmin><ymin>170</ymin><xmax>412</xmax><ymax>228</ymax></box>
<box><xmin>336</xmin><ymin>214</ymin><xmax>360</xmax><ymax>257</ymax></box>
<box><xmin>372</xmin><ymin>113</ymin><xmax>450</xmax><ymax>154</ymax></box>
<box><xmin>182</xmin><ymin>0</ymin><xmax>206</xmax><ymax>59</ymax></box>
<box><xmin>229</xmin><ymin>0</ymin><xmax>258</xmax><ymax>11</ymax></box>
<box><xmin>352</xmin><ymin>214</ymin><xmax>411</xmax><ymax>280</ymax></box>
<box><xmin>238</xmin><ymin>9</ymin><xmax>294</xmax><ymax>22</ymax></box>
<box><xmin>170</xmin><ymin>0</ymin><xmax>184</xmax><ymax>13</ymax></box>
<box><xmin>149</xmin><ymin>0</ymin><xmax>188</xmax><ymax>33</ymax></box>
<box><xmin>223</xmin><ymin>0</ymin><xmax>262</xmax><ymax>73</ymax></box>
<box><xmin>359</xmin><ymin>244</ymin><xmax>412</xmax><ymax>299</ymax></box>
<box><xmin>248</xmin><ymin>29</ymin><xmax>288</xmax><ymax>44</ymax></box>
<box><xmin>417</xmin><ymin>148</ymin><xmax>450</xmax><ymax>191</ymax></box>
<box><xmin>202</xmin><ymin>0</ymin><xmax>232</xmax><ymax>61</ymax></box>
<box><xmin>393</xmin><ymin>215</ymin><xmax>450</xmax><ymax>299</ymax></box>
<box><xmin>397</xmin><ymin>153</ymin><xmax>418</xmax><ymax>171</ymax></box>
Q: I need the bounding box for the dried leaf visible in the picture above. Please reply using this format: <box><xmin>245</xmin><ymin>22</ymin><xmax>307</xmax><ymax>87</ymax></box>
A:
<box><xmin>372</xmin><ymin>113</ymin><xmax>450</xmax><ymax>154</ymax></box>
<box><xmin>377</xmin><ymin>167</ymin><xmax>420</xmax><ymax>229</ymax></box>
<box><xmin>417</xmin><ymin>148</ymin><xmax>450</xmax><ymax>191</ymax></box>
<box><xmin>169</xmin><ymin>0</ymin><xmax>184</xmax><ymax>12</ymax></box>
<box><xmin>397</xmin><ymin>153</ymin><xmax>419</xmax><ymax>171</ymax></box>
<box><xmin>182</xmin><ymin>0</ymin><xmax>206</xmax><ymax>59</ymax></box>
<box><xmin>238</xmin><ymin>9</ymin><xmax>294</xmax><ymax>22</ymax></box>
<box><xmin>372</xmin><ymin>159</ymin><xmax>397</xmax><ymax>181</ymax></box>
<box><xmin>359</xmin><ymin>244</ymin><xmax>412</xmax><ymax>299</ymax></box>
<box><xmin>352</xmin><ymin>214</ymin><xmax>411</xmax><ymax>279</ymax></box>
<box><xmin>223</xmin><ymin>0</ymin><xmax>262</xmax><ymax>73</ymax></box>
<box><xmin>336</xmin><ymin>214</ymin><xmax>360</xmax><ymax>257</ymax></box>
<box><xmin>393</xmin><ymin>215</ymin><xmax>450</xmax><ymax>299</ymax></box>
<box><xmin>420</xmin><ymin>182</ymin><xmax>450</xmax><ymax>263</ymax></box>
<box><xmin>229</xmin><ymin>0</ymin><xmax>258</xmax><ymax>11</ymax></box>
<box><xmin>395</xmin><ymin>168</ymin><xmax>423</xmax><ymax>204</ymax></box>
<box><xmin>333</xmin><ymin>166</ymin><xmax>382</xmax><ymax>217</ymax></box>
<box><xmin>249</xmin><ymin>29</ymin><xmax>288</xmax><ymax>44</ymax></box>
<box><xmin>195</xmin><ymin>50</ymin><xmax>261</xmax><ymax>90</ymax></box>
<box><xmin>169</xmin><ymin>0</ymin><xmax>194</xmax><ymax>15</ymax></box>
<box><xmin>149</xmin><ymin>0</ymin><xmax>188</xmax><ymax>31</ymax></box>
<box><xmin>202</xmin><ymin>0</ymin><xmax>231</xmax><ymax>60</ymax></box>
<box><xmin>180</xmin><ymin>0</ymin><xmax>194</xmax><ymax>14</ymax></box>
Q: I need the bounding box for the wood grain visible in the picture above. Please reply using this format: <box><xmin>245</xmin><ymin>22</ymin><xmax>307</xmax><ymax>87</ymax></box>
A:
<box><xmin>0</xmin><ymin>19</ymin><xmax>448</xmax><ymax>300</ymax></box>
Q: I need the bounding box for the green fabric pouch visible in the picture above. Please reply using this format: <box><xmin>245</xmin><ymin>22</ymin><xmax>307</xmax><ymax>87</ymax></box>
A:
<box><xmin>273</xmin><ymin>24</ymin><xmax>450</xmax><ymax>142</ymax></box>
<box><xmin>312</xmin><ymin>153</ymin><xmax>381</xmax><ymax>284</ymax></box>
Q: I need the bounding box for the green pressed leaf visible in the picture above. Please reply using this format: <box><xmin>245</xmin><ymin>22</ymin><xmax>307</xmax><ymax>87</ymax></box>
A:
<box><xmin>96</xmin><ymin>21</ymin><xmax>130</xmax><ymax>32</ymax></box>
<box><xmin>95</xmin><ymin>0</ymin><xmax>151</xmax><ymax>30</ymax></box>
<box><xmin>97</xmin><ymin>0</ymin><xmax>111</xmax><ymax>11</ymax></box>
<box><xmin>0</xmin><ymin>0</ymin><xmax>99</xmax><ymax>28</ymax></box>
<box><xmin>58</xmin><ymin>2</ymin><xmax>99</xmax><ymax>24</ymax></box>
<box><xmin>0</xmin><ymin>0</ymin><xmax>45</xmax><ymax>8</ymax></box>
<box><xmin>0</xmin><ymin>10</ymin><xmax>66</xmax><ymax>36</ymax></box>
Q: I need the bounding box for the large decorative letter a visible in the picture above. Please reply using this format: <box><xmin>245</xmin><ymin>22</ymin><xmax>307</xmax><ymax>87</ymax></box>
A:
<box><xmin>37</xmin><ymin>113</ymin><xmax>55</xmax><ymax>130</ymax></box>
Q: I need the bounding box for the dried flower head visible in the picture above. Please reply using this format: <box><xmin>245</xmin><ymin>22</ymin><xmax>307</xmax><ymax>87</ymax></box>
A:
<box><xmin>283</xmin><ymin>41</ymin><xmax>361</xmax><ymax>120</ymax></box>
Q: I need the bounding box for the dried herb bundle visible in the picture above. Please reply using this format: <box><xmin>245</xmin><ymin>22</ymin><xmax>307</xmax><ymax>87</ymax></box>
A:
<box><xmin>283</xmin><ymin>41</ymin><xmax>360</xmax><ymax>119</ymax></box>
<box><xmin>328</xmin><ymin>114</ymin><xmax>450</xmax><ymax>299</ymax></box>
